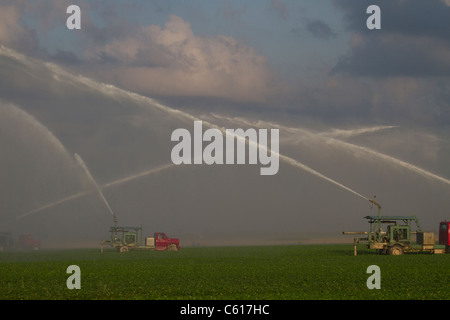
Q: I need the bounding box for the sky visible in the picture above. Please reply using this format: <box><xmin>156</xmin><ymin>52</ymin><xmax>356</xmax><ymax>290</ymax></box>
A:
<box><xmin>1</xmin><ymin>0</ymin><xmax>450</xmax><ymax>247</ymax></box>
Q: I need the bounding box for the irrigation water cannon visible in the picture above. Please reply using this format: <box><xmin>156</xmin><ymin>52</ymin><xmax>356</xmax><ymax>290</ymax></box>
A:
<box><xmin>343</xmin><ymin>198</ymin><xmax>448</xmax><ymax>255</ymax></box>
<box><xmin>369</xmin><ymin>196</ymin><xmax>383</xmax><ymax>242</ymax></box>
<box><xmin>369</xmin><ymin>196</ymin><xmax>381</xmax><ymax>212</ymax></box>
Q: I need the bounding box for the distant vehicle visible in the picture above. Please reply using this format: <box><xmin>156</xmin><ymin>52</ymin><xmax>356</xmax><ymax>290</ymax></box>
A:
<box><xmin>0</xmin><ymin>233</ymin><xmax>40</xmax><ymax>251</ymax></box>
<box><xmin>18</xmin><ymin>234</ymin><xmax>41</xmax><ymax>250</ymax></box>
<box><xmin>0</xmin><ymin>232</ymin><xmax>13</xmax><ymax>251</ymax></box>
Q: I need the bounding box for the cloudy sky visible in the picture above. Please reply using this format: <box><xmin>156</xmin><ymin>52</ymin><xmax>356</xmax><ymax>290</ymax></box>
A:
<box><xmin>2</xmin><ymin>0</ymin><xmax>450</xmax><ymax>123</ymax></box>
<box><xmin>1</xmin><ymin>0</ymin><xmax>450</xmax><ymax>246</ymax></box>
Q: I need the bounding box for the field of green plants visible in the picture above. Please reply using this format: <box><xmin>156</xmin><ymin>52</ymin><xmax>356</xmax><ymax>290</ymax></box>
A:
<box><xmin>0</xmin><ymin>244</ymin><xmax>448</xmax><ymax>300</ymax></box>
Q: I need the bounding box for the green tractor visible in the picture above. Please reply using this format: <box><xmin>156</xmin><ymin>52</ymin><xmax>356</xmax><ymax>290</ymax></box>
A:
<box><xmin>363</xmin><ymin>215</ymin><xmax>422</xmax><ymax>255</ymax></box>
<box><xmin>344</xmin><ymin>198</ymin><xmax>446</xmax><ymax>255</ymax></box>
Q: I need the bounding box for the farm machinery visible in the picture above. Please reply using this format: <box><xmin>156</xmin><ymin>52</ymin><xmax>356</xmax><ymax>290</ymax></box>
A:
<box><xmin>101</xmin><ymin>216</ymin><xmax>180</xmax><ymax>253</ymax></box>
<box><xmin>343</xmin><ymin>197</ymin><xmax>449</xmax><ymax>255</ymax></box>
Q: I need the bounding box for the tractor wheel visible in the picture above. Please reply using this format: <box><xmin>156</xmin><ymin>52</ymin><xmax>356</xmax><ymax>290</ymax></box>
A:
<box><xmin>167</xmin><ymin>244</ymin><xmax>178</xmax><ymax>251</ymax></box>
<box><xmin>119</xmin><ymin>246</ymin><xmax>129</xmax><ymax>253</ymax></box>
<box><xmin>388</xmin><ymin>245</ymin><xmax>404</xmax><ymax>256</ymax></box>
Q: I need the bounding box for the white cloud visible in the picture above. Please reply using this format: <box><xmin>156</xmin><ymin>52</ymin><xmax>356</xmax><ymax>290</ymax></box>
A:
<box><xmin>85</xmin><ymin>15</ymin><xmax>280</xmax><ymax>102</ymax></box>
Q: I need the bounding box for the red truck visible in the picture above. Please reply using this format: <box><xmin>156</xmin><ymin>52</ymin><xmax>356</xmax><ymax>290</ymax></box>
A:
<box><xmin>145</xmin><ymin>232</ymin><xmax>180</xmax><ymax>251</ymax></box>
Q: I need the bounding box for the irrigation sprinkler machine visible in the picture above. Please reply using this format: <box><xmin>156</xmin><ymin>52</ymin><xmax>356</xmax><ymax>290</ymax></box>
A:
<box><xmin>343</xmin><ymin>197</ymin><xmax>450</xmax><ymax>256</ymax></box>
<box><xmin>101</xmin><ymin>214</ymin><xmax>180</xmax><ymax>253</ymax></box>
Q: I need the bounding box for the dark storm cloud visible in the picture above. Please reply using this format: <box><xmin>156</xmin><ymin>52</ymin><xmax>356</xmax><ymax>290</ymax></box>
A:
<box><xmin>332</xmin><ymin>0</ymin><xmax>450</xmax><ymax>77</ymax></box>
<box><xmin>332</xmin><ymin>34</ymin><xmax>450</xmax><ymax>77</ymax></box>
<box><xmin>305</xmin><ymin>19</ymin><xmax>337</xmax><ymax>40</ymax></box>
<box><xmin>334</xmin><ymin>0</ymin><xmax>450</xmax><ymax>39</ymax></box>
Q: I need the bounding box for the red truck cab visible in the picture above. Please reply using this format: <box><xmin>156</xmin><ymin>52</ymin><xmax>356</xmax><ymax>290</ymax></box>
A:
<box><xmin>439</xmin><ymin>221</ymin><xmax>450</xmax><ymax>248</ymax></box>
<box><xmin>154</xmin><ymin>232</ymin><xmax>180</xmax><ymax>251</ymax></box>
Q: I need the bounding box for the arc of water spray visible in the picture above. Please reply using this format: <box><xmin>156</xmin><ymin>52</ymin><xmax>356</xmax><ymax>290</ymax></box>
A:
<box><xmin>15</xmin><ymin>191</ymin><xmax>88</xmax><ymax>220</ymax></box>
<box><xmin>140</xmin><ymin>101</ymin><xmax>370</xmax><ymax>201</ymax></box>
<box><xmin>206</xmin><ymin>117</ymin><xmax>369</xmax><ymax>201</ymax></box>
<box><xmin>14</xmin><ymin>162</ymin><xmax>176</xmax><ymax>221</ymax></box>
<box><xmin>278</xmin><ymin>154</ymin><xmax>368</xmax><ymax>201</ymax></box>
<box><xmin>0</xmin><ymin>101</ymin><xmax>76</xmax><ymax>167</ymax></box>
<box><xmin>222</xmin><ymin>115</ymin><xmax>450</xmax><ymax>188</ymax></box>
<box><xmin>102</xmin><ymin>163</ymin><xmax>176</xmax><ymax>188</ymax></box>
<box><xmin>74</xmin><ymin>153</ymin><xmax>116</xmax><ymax>220</ymax></box>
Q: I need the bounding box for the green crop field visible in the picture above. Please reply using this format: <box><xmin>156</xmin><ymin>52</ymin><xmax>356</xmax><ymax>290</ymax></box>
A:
<box><xmin>0</xmin><ymin>245</ymin><xmax>448</xmax><ymax>300</ymax></box>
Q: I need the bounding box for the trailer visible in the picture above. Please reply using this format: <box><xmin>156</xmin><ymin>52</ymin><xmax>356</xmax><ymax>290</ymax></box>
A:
<box><xmin>343</xmin><ymin>198</ymin><xmax>448</xmax><ymax>255</ymax></box>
